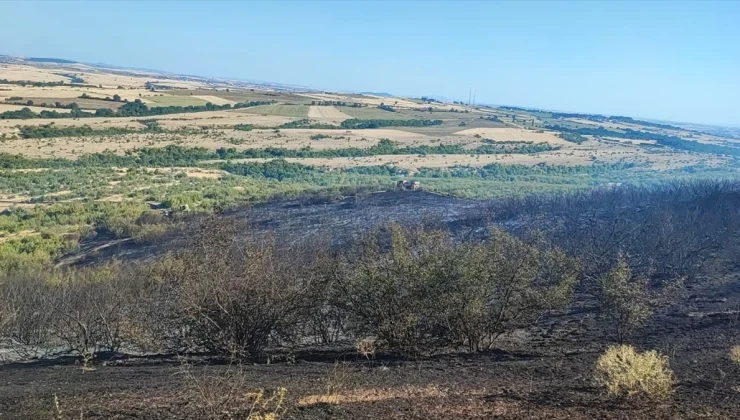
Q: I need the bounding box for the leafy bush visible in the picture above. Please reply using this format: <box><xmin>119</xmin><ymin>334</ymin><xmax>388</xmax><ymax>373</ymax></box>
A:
<box><xmin>595</xmin><ymin>345</ymin><xmax>673</xmax><ymax>399</ymax></box>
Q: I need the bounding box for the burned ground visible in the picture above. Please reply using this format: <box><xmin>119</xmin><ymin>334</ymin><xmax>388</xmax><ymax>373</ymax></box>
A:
<box><xmin>0</xmin><ymin>270</ymin><xmax>737</xmax><ymax>419</ymax></box>
<box><xmin>58</xmin><ymin>191</ymin><xmax>487</xmax><ymax>266</ymax></box>
<box><xmin>3</xmin><ymin>186</ymin><xmax>740</xmax><ymax>419</ymax></box>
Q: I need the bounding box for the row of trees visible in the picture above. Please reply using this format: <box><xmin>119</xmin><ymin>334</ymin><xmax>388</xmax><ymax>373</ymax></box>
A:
<box><xmin>2</xmin><ymin>133</ymin><xmax>558</xmax><ymax>170</ymax></box>
<box><xmin>557</xmin><ymin>132</ymin><xmax>587</xmax><ymax>144</ymax></box>
<box><xmin>340</xmin><ymin>118</ymin><xmax>442</xmax><ymax>129</ymax></box>
<box><xmin>0</xmin><ymin>100</ymin><xmax>275</xmax><ymax>120</ymax></box>
<box><xmin>0</xmin><ymin>78</ymin><xmax>68</xmax><ymax>87</ymax></box>
<box><xmin>16</xmin><ymin>120</ymin><xmax>161</xmax><ymax>139</ymax></box>
<box><xmin>311</xmin><ymin>100</ymin><xmax>364</xmax><ymax>107</ymax></box>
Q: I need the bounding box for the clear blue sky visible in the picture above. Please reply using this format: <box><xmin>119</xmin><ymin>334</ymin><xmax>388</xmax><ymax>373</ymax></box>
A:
<box><xmin>1</xmin><ymin>1</ymin><xmax>738</xmax><ymax>126</ymax></box>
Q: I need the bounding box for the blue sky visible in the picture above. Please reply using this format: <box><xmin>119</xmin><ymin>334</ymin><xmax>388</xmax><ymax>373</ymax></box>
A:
<box><xmin>1</xmin><ymin>1</ymin><xmax>738</xmax><ymax>126</ymax></box>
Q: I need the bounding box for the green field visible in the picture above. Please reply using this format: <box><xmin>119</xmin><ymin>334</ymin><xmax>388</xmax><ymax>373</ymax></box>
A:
<box><xmin>145</xmin><ymin>95</ymin><xmax>210</xmax><ymax>107</ymax></box>
<box><xmin>242</xmin><ymin>104</ymin><xmax>309</xmax><ymax>117</ymax></box>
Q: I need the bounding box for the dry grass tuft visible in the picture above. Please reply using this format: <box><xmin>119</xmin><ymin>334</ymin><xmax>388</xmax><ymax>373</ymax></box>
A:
<box><xmin>297</xmin><ymin>384</ymin><xmax>447</xmax><ymax>407</ymax></box>
<box><xmin>246</xmin><ymin>387</ymin><xmax>287</xmax><ymax>420</ymax></box>
<box><xmin>595</xmin><ymin>345</ymin><xmax>674</xmax><ymax>399</ymax></box>
<box><xmin>179</xmin><ymin>358</ymin><xmax>287</xmax><ymax>419</ymax></box>
<box><xmin>731</xmin><ymin>345</ymin><xmax>740</xmax><ymax>365</ymax></box>
<box><xmin>355</xmin><ymin>337</ymin><xmax>378</xmax><ymax>360</ymax></box>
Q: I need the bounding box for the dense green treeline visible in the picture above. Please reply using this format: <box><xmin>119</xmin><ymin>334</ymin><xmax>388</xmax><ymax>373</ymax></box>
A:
<box><xmin>276</xmin><ymin>119</ymin><xmax>339</xmax><ymax>129</ymax></box>
<box><xmin>0</xmin><ymin>78</ymin><xmax>72</xmax><ymax>88</ymax></box>
<box><xmin>340</xmin><ymin>118</ymin><xmax>443</xmax><ymax>129</ymax></box>
<box><xmin>0</xmin><ymin>140</ymin><xmax>557</xmax><ymax>170</ymax></box>
<box><xmin>557</xmin><ymin>132</ymin><xmax>587</xmax><ymax>144</ymax></box>
<box><xmin>17</xmin><ymin>120</ymin><xmax>162</xmax><ymax>139</ymax></box>
<box><xmin>219</xmin><ymin>158</ymin><xmax>641</xmax><ymax>184</ymax></box>
<box><xmin>221</xmin><ymin>159</ymin><xmax>321</xmax><ymax>180</ymax></box>
<box><xmin>218</xmin><ymin>139</ymin><xmax>558</xmax><ymax>159</ymax></box>
<box><xmin>417</xmin><ymin>161</ymin><xmax>638</xmax><ymax>180</ymax></box>
<box><xmin>0</xmin><ymin>100</ymin><xmax>274</xmax><ymax>120</ymax></box>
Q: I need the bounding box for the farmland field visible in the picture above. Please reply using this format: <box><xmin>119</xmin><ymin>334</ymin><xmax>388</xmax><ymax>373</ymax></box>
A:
<box><xmin>144</xmin><ymin>94</ymin><xmax>210</xmax><ymax>106</ymax></box>
<box><xmin>241</xmin><ymin>103</ymin><xmax>309</xmax><ymax>117</ymax></box>
<box><xmin>307</xmin><ymin>105</ymin><xmax>351</xmax><ymax>120</ymax></box>
<box><xmin>169</xmin><ymin>88</ymin><xmax>313</xmax><ymax>104</ymax></box>
<box><xmin>341</xmin><ymin>106</ymin><xmax>420</xmax><ymax>120</ymax></box>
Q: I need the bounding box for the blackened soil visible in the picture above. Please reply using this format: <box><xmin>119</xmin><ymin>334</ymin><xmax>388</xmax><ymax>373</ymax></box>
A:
<box><xmin>1</xmin><ymin>273</ymin><xmax>738</xmax><ymax>419</ymax></box>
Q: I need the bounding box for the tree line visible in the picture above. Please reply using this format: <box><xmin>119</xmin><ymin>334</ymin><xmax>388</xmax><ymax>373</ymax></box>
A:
<box><xmin>0</xmin><ymin>100</ymin><xmax>275</xmax><ymax>120</ymax></box>
<box><xmin>0</xmin><ymin>140</ymin><xmax>555</xmax><ymax>170</ymax></box>
<box><xmin>16</xmin><ymin>120</ymin><xmax>162</xmax><ymax>139</ymax></box>
<box><xmin>340</xmin><ymin>118</ymin><xmax>442</xmax><ymax>129</ymax></box>
<box><xmin>311</xmin><ymin>100</ymin><xmax>364</xmax><ymax>107</ymax></box>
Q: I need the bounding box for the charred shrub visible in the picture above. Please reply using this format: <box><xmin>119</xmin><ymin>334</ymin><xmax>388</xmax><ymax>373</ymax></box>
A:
<box><xmin>162</xmin><ymin>217</ymin><xmax>316</xmax><ymax>358</ymax></box>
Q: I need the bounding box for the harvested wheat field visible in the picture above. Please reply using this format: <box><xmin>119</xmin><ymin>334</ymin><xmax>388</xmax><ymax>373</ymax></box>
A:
<box><xmin>192</xmin><ymin>95</ymin><xmax>237</xmax><ymax>105</ymax></box>
<box><xmin>455</xmin><ymin>127</ymin><xmax>571</xmax><ymax>144</ymax></box>
<box><xmin>307</xmin><ymin>105</ymin><xmax>352</xmax><ymax>120</ymax></box>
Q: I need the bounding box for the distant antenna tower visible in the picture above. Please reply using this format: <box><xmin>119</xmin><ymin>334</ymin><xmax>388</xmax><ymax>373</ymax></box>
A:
<box><xmin>468</xmin><ymin>89</ymin><xmax>472</xmax><ymax>106</ymax></box>
<box><xmin>472</xmin><ymin>90</ymin><xmax>476</xmax><ymax>106</ymax></box>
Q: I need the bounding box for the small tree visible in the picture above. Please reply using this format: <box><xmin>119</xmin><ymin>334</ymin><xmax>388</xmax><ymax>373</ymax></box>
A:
<box><xmin>332</xmin><ymin>225</ymin><xmax>435</xmax><ymax>354</ymax></box>
<box><xmin>597</xmin><ymin>255</ymin><xmax>653</xmax><ymax>343</ymax></box>
<box><xmin>166</xmin><ymin>218</ymin><xmax>314</xmax><ymax>358</ymax></box>
<box><xmin>433</xmin><ymin>229</ymin><xmax>579</xmax><ymax>351</ymax></box>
